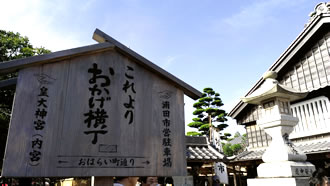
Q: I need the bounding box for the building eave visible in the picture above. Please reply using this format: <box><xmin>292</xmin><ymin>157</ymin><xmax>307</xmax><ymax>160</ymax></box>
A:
<box><xmin>0</xmin><ymin>42</ymin><xmax>115</xmax><ymax>75</ymax></box>
<box><xmin>230</xmin><ymin>139</ymin><xmax>330</xmax><ymax>162</ymax></box>
<box><xmin>228</xmin><ymin>15</ymin><xmax>330</xmax><ymax>120</ymax></box>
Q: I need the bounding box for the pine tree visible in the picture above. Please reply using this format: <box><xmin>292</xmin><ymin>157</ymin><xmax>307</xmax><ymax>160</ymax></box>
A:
<box><xmin>187</xmin><ymin>87</ymin><xmax>228</xmax><ymax>140</ymax></box>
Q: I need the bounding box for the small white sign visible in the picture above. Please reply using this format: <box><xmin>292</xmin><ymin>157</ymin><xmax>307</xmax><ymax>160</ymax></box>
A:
<box><xmin>214</xmin><ymin>162</ymin><xmax>228</xmax><ymax>184</ymax></box>
<box><xmin>211</xmin><ymin>129</ymin><xmax>222</xmax><ymax>152</ymax></box>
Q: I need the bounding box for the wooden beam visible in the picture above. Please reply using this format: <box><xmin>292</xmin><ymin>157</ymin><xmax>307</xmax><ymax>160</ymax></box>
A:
<box><xmin>233</xmin><ymin>165</ymin><xmax>237</xmax><ymax>186</ymax></box>
<box><xmin>0</xmin><ymin>42</ymin><xmax>114</xmax><ymax>75</ymax></box>
<box><xmin>93</xmin><ymin>28</ymin><xmax>202</xmax><ymax>100</ymax></box>
<box><xmin>0</xmin><ymin>78</ymin><xmax>17</xmax><ymax>89</ymax></box>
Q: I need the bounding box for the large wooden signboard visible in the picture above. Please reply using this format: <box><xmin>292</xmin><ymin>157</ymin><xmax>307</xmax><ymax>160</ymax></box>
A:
<box><xmin>2</xmin><ymin>49</ymin><xmax>187</xmax><ymax>177</ymax></box>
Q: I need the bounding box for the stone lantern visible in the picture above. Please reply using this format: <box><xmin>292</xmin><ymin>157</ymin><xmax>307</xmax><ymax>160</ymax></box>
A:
<box><xmin>241</xmin><ymin>71</ymin><xmax>315</xmax><ymax>186</ymax></box>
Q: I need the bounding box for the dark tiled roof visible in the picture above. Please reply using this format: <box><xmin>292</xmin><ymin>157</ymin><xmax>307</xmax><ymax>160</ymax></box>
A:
<box><xmin>235</xmin><ymin>149</ymin><xmax>265</xmax><ymax>161</ymax></box>
<box><xmin>229</xmin><ymin>136</ymin><xmax>243</xmax><ymax>145</ymax></box>
<box><xmin>299</xmin><ymin>140</ymin><xmax>330</xmax><ymax>153</ymax></box>
<box><xmin>234</xmin><ymin>140</ymin><xmax>330</xmax><ymax>161</ymax></box>
<box><xmin>185</xmin><ymin>136</ymin><xmax>208</xmax><ymax>146</ymax></box>
<box><xmin>185</xmin><ymin>136</ymin><xmax>225</xmax><ymax>162</ymax></box>
<box><xmin>186</xmin><ymin>146</ymin><xmax>225</xmax><ymax>161</ymax></box>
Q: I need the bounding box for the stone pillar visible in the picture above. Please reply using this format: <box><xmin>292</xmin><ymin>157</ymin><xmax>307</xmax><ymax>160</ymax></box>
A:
<box><xmin>241</xmin><ymin>71</ymin><xmax>315</xmax><ymax>186</ymax></box>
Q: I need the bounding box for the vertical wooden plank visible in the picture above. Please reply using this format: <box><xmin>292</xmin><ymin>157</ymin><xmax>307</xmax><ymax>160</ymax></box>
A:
<box><xmin>320</xmin><ymin>99</ymin><xmax>328</xmax><ymax>130</ymax></box>
<box><xmin>323</xmin><ymin>99</ymin><xmax>330</xmax><ymax>129</ymax></box>
<box><xmin>317</xmin><ymin>39</ymin><xmax>329</xmax><ymax>84</ymax></box>
<box><xmin>317</xmin><ymin>99</ymin><xmax>327</xmax><ymax>129</ymax></box>
<box><xmin>129</xmin><ymin>53</ymin><xmax>158</xmax><ymax>176</ymax></box>
<box><xmin>323</xmin><ymin>34</ymin><xmax>330</xmax><ymax>83</ymax></box>
<box><xmin>294</xmin><ymin>65</ymin><xmax>301</xmax><ymax>91</ymax></box>
<box><xmin>151</xmin><ymin>77</ymin><xmax>186</xmax><ymax>176</ymax></box>
<box><xmin>313</xmin><ymin>100</ymin><xmax>323</xmax><ymax>129</ymax></box>
<box><xmin>302</xmin><ymin>105</ymin><xmax>309</xmax><ymax>131</ymax></box>
<box><xmin>300</xmin><ymin>60</ymin><xmax>308</xmax><ymax>91</ymax></box>
<box><xmin>58</xmin><ymin>54</ymin><xmax>96</xmax><ymax>177</ymax></box>
<box><xmin>301</xmin><ymin>58</ymin><xmax>307</xmax><ymax>89</ymax></box>
<box><xmin>2</xmin><ymin>67</ymin><xmax>39</xmax><ymax>176</ymax></box>
<box><xmin>309</xmin><ymin>102</ymin><xmax>317</xmax><ymax>129</ymax></box>
<box><xmin>292</xmin><ymin>107</ymin><xmax>299</xmax><ymax>133</ymax></box>
<box><xmin>303</xmin><ymin>104</ymin><xmax>313</xmax><ymax>130</ymax></box>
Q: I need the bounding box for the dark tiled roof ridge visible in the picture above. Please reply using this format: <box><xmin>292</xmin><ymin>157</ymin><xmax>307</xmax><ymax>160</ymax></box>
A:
<box><xmin>186</xmin><ymin>144</ymin><xmax>225</xmax><ymax>162</ymax></box>
<box><xmin>233</xmin><ymin>139</ymin><xmax>330</xmax><ymax>161</ymax></box>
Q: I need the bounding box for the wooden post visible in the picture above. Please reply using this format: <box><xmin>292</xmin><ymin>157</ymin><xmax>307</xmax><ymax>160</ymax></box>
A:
<box><xmin>94</xmin><ymin>177</ymin><xmax>113</xmax><ymax>186</ymax></box>
<box><xmin>209</xmin><ymin>115</ymin><xmax>212</xmax><ymax>143</ymax></box>
<box><xmin>233</xmin><ymin>165</ymin><xmax>237</xmax><ymax>186</ymax></box>
<box><xmin>238</xmin><ymin>165</ymin><xmax>242</xmax><ymax>186</ymax></box>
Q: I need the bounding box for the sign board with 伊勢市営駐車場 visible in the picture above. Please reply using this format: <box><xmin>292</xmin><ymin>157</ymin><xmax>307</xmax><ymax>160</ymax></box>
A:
<box><xmin>1</xmin><ymin>29</ymin><xmax>202</xmax><ymax>177</ymax></box>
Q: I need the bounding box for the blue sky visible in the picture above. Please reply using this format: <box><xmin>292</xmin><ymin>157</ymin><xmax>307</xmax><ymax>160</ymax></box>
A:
<box><xmin>0</xmin><ymin>0</ymin><xmax>323</xmax><ymax>134</ymax></box>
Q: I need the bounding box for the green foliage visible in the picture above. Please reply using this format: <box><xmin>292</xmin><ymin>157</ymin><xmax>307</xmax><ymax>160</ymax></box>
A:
<box><xmin>0</xmin><ymin>30</ymin><xmax>50</xmax><ymax>170</ymax></box>
<box><xmin>231</xmin><ymin>144</ymin><xmax>242</xmax><ymax>154</ymax></box>
<box><xmin>211</xmin><ymin>99</ymin><xmax>223</xmax><ymax>107</ymax></box>
<box><xmin>201</xmin><ymin>93</ymin><xmax>207</xmax><ymax>97</ymax></box>
<box><xmin>199</xmin><ymin>123</ymin><xmax>211</xmax><ymax>131</ymax></box>
<box><xmin>222</xmin><ymin>143</ymin><xmax>234</xmax><ymax>156</ymax></box>
<box><xmin>197</xmin><ymin>115</ymin><xmax>204</xmax><ymax>119</ymax></box>
<box><xmin>193</xmin><ymin>101</ymin><xmax>205</xmax><ymax>108</ymax></box>
<box><xmin>220</xmin><ymin>132</ymin><xmax>232</xmax><ymax>141</ymax></box>
<box><xmin>234</xmin><ymin>132</ymin><xmax>241</xmax><ymax>138</ymax></box>
<box><xmin>187</xmin><ymin>121</ymin><xmax>204</xmax><ymax>128</ymax></box>
<box><xmin>192</xmin><ymin>118</ymin><xmax>202</xmax><ymax>122</ymax></box>
<box><xmin>222</xmin><ymin>132</ymin><xmax>247</xmax><ymax>156</ymax></box>
<box><xmin>192</xmin><ymin>108</ymin><xmax>204</xmax><ymax>115</ymax></box>
<box><xmin>186</xmin><ymin>131</ymin><xmax>202</xmax><ymax>136</ymax></box>
<box><xmin>216</xmin><ymin>123</ymin><xmax>228</xmax><ymax>130</ymax></box>
<box><xmin>216</xmin><ymin>113</ymin><xmax>226</xmax><ymax>122</ymax></box>
<box><xmin>205</xmin><ymin>107</ymin><xmax>216</xmax><ymax>114</ymax></box>
<box><xmin>199</xmin><ymin>97</ymin><xmax>213</xmax><ymax>103</ymax></box>
<box><xmin>224</xmin><ymin>133</ymin><xmax>232</xmax><ymax>137</ymax></box>
<box><xmin>0</xmin><ymin>30</ymin><xmax>50</xmax><ymax>62</ymax></box>
<box><xmin>187</xmin><ymin>87</ymin><xmax>228</xmax><ymax>136</ymax></box>
<box><xmin>222</xmin><ymin>143</ymin><xmax>243</xmax><ymax>156</ymax></box>
<box><xmin>203</xmin><ymin>87</ymin><xmax>215</xmax><ymax>95</ymax></box>
<box><xmin>0</xmin><ymin>30</ymin><xmax>50</xmax><ymax>115</ymax></box>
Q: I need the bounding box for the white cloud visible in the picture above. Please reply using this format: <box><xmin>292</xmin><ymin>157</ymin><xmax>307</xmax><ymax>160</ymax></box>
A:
<box><xmin>222</xmin><ymin>1</ymin><xmax>277</xmax><ymax>29</ymax></box>
<box><xmin>222</xmin><ymin>117</ymin><xmax>245</xmax><ymax>136</ymax></box>
<box><xmin>0</xmin><ymin>0</ymin><xmax>90</xmax><ymax>52</ymax></box>
<box><xmin>162</xmin><ymin>55</ymin><xmax>179</xmax><ymax>69</ymax></box>
<box><xmin>210</xmin><ymin>0</ymin><xmax>308</xmax><ymax>33</ymax></box>
<box><xmin>79</xmin><ymin>0</ymin><xmax>97</xmax><ymax>12</ymax></box>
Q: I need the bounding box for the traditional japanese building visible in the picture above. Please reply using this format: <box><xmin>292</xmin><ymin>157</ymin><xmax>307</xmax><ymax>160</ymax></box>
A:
<box><xmin>186</xmin><ymin>136</ymin><xmax>227</xmax><ymax>185</ymax></box>
<box><xmin>228</xmin><ymin>2</ymin><xmax>330</xmax><ymax>185</ymax></box>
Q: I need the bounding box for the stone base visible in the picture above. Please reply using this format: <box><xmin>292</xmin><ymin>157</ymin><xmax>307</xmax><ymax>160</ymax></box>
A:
<box><xmin>247</xmin><ymin>177</ymin><xmax>310</xmax><ymax>186</ymax></box>
<box><xmin>257</xmin><ymin>161</ymin><xmax>315</xmax><ymax>177</ymax></box>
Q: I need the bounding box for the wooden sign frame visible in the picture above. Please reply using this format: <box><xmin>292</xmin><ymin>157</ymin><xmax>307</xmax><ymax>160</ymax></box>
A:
<box><xmin>1</xmin><ymin>30</ymin><xmax>202</xmax><ymax>177</ymax></box>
